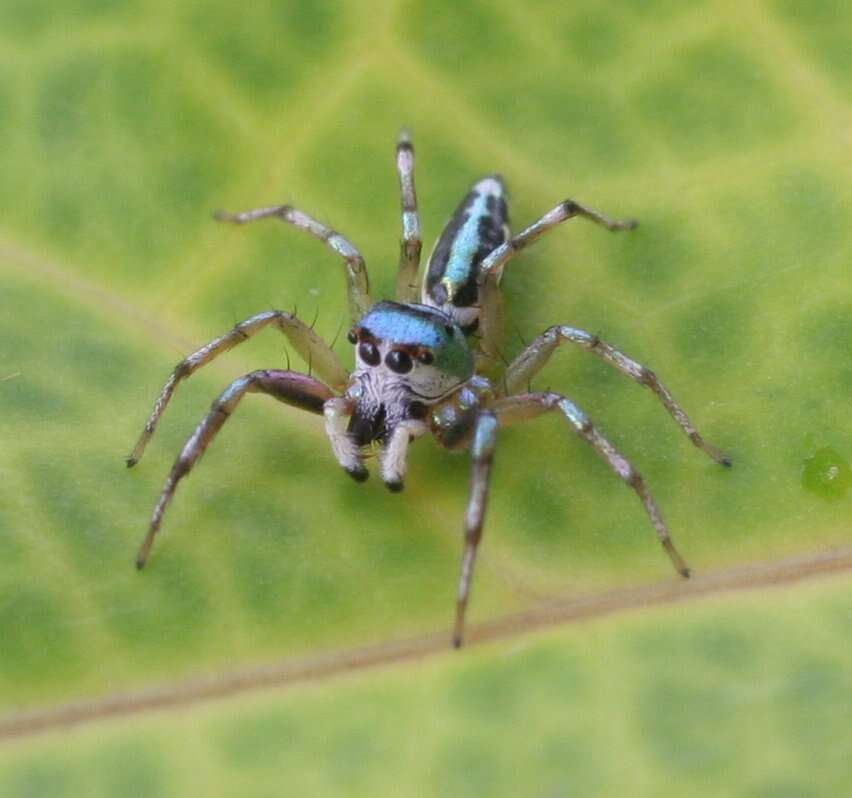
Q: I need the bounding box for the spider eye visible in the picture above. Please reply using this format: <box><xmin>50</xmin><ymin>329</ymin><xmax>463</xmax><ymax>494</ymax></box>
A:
<box><xmin>417</xmin><ymin>350</ymin><xmax>434</xmax><ymax>365</ymax></box>
<box><xmin>358</xmin><ymin>341</ymin><xmax>381</xmax><ymax>366</ymax></box>
<box><xmin>347</xmin><ymin>329</ymin><xmax>358</xmax><ymax>345</ymax></box>
<box><xmin>385</xmin><ymin>349</ymin><xmax>413</xmax><ymax>374</ymax></box>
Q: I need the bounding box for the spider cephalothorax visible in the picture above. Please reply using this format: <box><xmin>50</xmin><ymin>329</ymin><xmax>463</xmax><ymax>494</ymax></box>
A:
<box><xmin>345</xmin><ymin>301</ymin><xmax>473</xmax><ymax>448</ymax></box>
<box><xmin>129</xmin><ymin>131</ymin><xmax>730</xmax><ymax>647</ymax></box>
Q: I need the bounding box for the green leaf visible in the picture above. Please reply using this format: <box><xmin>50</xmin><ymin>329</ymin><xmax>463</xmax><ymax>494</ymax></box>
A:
<box><xmin>1</xmin><ymin>577</ymin><xmax>850</xmax><ymax>796</ymax></box>
<box><xmin>1</xmin><ymin>0</ymin><xmax>850</xmax><ymax>793</ymax></box>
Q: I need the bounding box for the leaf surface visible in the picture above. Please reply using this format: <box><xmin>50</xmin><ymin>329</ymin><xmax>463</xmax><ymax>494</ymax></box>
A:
<box><xmin>0</xmin><ymin>0</ymin><xmax>850</xmax><ymax>793</ymax></box>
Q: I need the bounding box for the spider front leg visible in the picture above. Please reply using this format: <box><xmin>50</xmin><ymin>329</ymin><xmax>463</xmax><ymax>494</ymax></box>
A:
<box><xmin>492</xmin><ymin>392</ymin><xmax>692</xmax><ymax>578</ymax></box>
<box><xmin>135</xmin><ymin>370</ymin><xmax>334</xmax><ymax>568</ymax></box>
<box><xmin>395</xmin><ymin>130</ymin><xmax>422</xmax><ymax>303</ymax></box>
<box><xmin>501</xmin><ymin>325</ymin><xmax>731</xmax><ymax>466</ymax></box>
<box><xmin>454</xmin><ymin>411</ymin><xmax>499</xmax><ymax>648</ymax></box>
<box><xmin>127</xmin><ymin>310</ymin><xmax>347</xmax><ymax>467</ymax></box>
<box><xmin>215</xmin><ymin>204</ymin><xmax>371</xmax><ymax>322</ymax></box>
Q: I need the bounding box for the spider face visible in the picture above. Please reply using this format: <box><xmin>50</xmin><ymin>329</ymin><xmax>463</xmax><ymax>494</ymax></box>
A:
<box><xmin>130</xmin><ymin>130</ymin><xmax>729</xmax><ymax>648</ymax></box>
<box><xmin>345</xmin><ymin>301</ymin><xmax>474</xmax><ymax>447</ymax></box>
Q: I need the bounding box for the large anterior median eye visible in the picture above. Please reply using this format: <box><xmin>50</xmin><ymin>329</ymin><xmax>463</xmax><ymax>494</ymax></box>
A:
<box><xmin>385</xmin><ymin>349</ymin><xmax>413</xmax><ymax>374</ymax></box>
<box><xmin>358</xmin><ymin>341</ymin><xmax>381</xmax><ymax>366</ymax></box>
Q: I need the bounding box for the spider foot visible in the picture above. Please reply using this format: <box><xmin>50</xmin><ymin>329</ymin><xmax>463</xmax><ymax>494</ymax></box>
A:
<box><xmin>135</xmin><ymin>541</ymin><xmax>152</xmax><ymax>570</ymax></box>
<box><xmin>452</xmin><ymin>606</ymin><xmax>467</xmax><ymax>649</ymax></box>
<box><xmin>705</xmin><ymin>440</ymin><xmax>732</xmax><ymax>468</ymax></box>
<box><xmin>212</xmin><ymin>209</ymin><xmax>247</xmax><ymax>224</ymax></box>
<box><xmin>663</xmin><ymin>539</ymin><xmax>691</xmax><ymax>579</ymax></box>
<box><xmin>346</xmin><ymin>464</ymin><xmax>369</xmax><ymax>483</ymax></box>
<box><xmin>688</xmin><ymin>432</ymin><xmax>732</xmax><ymax>468</ymax></box>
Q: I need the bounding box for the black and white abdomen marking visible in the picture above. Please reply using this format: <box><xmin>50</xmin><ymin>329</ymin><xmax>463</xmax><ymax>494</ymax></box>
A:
<box><xmin>422</xmin><ymin>175</ymin><xmax>509</xmax><ymax>330</ymax></box>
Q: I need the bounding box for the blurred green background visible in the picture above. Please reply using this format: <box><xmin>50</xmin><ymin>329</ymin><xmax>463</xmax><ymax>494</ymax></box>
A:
<box><xmin>0</xmin><ymin>0</ymin><xmax>850</xmax><ymax>795</ymax></box>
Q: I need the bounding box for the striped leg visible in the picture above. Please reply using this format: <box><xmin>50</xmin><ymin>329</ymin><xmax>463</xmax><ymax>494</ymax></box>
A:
<box><xmin>477</xmin><ymin>264</ymin><xmax>505</xmax><ymax>367</ymax></box>
<box><xmin>453</xmin><ymin>411</ymin><xmax>498</xmax><ymax>648</ymax></box>
<box><xmin>215</xmin><ymin>205</ymin><xmax>371</xmax><ymax>322</ymax></box>
<box><xmin>135</xmin><ymin>370</ymin><xmax>334</xmax><ymax>569</ymax></box>
<box><xmin>492</xmin><ymin>392</ymin><xmax>691</xmax><ymax>579</ymax></box>
<box><xmin>500</xmin><ymin>325</ymin><xmax>731</xmax><ymax>466</ymax></box>
<box><xmin>127</xmin><ymin>311</ymin><xmax>347</xmax><ymax>467</ymax></box>
<box><xmin>395</xmin><ymin>130</ymin><xmax>422</xmax><ymax>302</ymax></box>
<box><xmin>478</xmin><ymin>198</ymin><xmax>637</xmax><ymax>285</ymax></box>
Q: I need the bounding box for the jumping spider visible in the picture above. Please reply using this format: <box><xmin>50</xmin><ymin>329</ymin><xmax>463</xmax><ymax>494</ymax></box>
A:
<box><xmin>128</xmin><ymin>131</ymin><xmax>730</xmax><ymax>647</ymax></box>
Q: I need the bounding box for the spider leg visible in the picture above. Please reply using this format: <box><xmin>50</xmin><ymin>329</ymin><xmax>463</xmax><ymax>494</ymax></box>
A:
<box><xmin>127</xmin><ymin>311</ymin><xmax>348</xmax><ymax>467</ymax></box>
<box><xmin>395</xmin><ymin>130</ymin><xmax>422</xmax><ymax>303</ymax></box>
<box><xmin>453</xmin><ymin>411</ymin><xmax>499</xmax><ymax>648</ymax></box>
<box><xmin>492</xmin><ymin>392</ymin><xmax>691</xmax><ymax>579</ymax></box>
<box><xmin>477</xmin><ymin>266</ymin><xmax>505</xmax><ymax>366</ymax></box>
<box><xmin>500</xmin><ymin>325</ymin><xmax>730</xmax><ymax>466</ymax></box>
<box><xmin>135</xmin><ymin>369</ymin><xmax>334</xmax><ymax>569</ymax></box>
<box><xmin>379</xmin><ymin>419</ymin><xmax>429</xmax><ymax>491</ymax></box>
<box><xmin>478</xmin><ymin>197</ymin><xmax>637</xmax><ymax>286</ymax></box>
<box><xmin>214</xmin><ymin>205</ymin><xmax>371</xmax><ymax>322</ymax></box>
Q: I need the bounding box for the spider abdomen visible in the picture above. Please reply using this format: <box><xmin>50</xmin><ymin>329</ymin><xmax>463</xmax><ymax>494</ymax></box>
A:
<box><xmin>423</xmin><ymin>175</ymin><xmax>509</xmax><ymax>328</ymax></box>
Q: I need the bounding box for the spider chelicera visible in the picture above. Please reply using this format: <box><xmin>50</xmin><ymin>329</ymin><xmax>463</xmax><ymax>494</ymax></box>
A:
<box><xmin>128</xmin><ymin>131</ymin><xmax>730</xmax><ymax>647</ymax></box>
